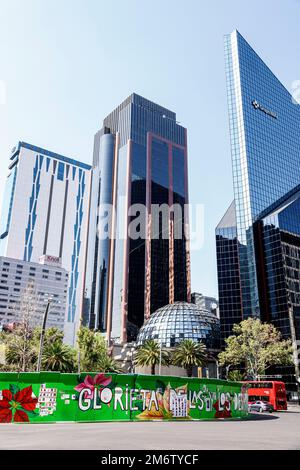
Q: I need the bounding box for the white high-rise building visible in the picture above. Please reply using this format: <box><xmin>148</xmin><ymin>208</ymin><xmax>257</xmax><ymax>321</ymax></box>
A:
<box><xmin>0</xmin><ymin>256</ymin><xmax>68</xmax><ymax>330</ymax></box>
<box><xmin>0</xmin><ymin>142</ymin><xmax>92</xmax><ymax>344</ymax></box>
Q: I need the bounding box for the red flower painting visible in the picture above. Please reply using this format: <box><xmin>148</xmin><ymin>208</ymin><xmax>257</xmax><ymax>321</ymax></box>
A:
<box><xmin>74</xmin><ymin>373</ymin><xmax>112</xmax><ymax>398</ymax></box>
<box><xmin>213</xmin><ymin>398</ymin><xmax>232</xmax><ymax>419</ymax></box>
<box><xmin>0</xmin><ymin>385</ymin><xmax>38</xmax><ymax>423</ymax></box>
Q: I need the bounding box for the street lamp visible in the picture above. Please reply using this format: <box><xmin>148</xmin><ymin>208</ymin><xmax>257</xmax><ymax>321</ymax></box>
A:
<box><xmin>129</xmin><ymin>342</ymin><xmax>136</xmax><ymax>374</ymax></box>
<box><xmin>153</xmin><ymin>334</ymin><xmax>163</xmax><ymax>375</ymax></box>
<box><xmin>211</xmin><ymin>356</ymin><xmax>220</xmax><ymax>379</ymax></box>
<box><xmin>158</xmin><ymin>341</ymin><xmax>163</xmax><ymax>376</ymax></box>
<box><xmin>288</xmin><ymin>302</ymin><xmax>300</xmax><ymax>405</ymax></box>
<box><xmin>36</xmin><ymin>297</ymin><xmax>53</xmax><ymax>372</ymax></box>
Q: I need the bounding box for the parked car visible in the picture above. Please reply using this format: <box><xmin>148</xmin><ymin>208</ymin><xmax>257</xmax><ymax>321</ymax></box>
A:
<box><xmin>248</xmin><ymin>401</ymin><xmax>274</xmax><ymax>413</ymax></box>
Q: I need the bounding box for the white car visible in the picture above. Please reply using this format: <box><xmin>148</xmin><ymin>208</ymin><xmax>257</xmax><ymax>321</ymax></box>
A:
<box><xmin>248</xmin><ymin>401</ymin><xmax>274</xmax><ymax>413</ymax></box>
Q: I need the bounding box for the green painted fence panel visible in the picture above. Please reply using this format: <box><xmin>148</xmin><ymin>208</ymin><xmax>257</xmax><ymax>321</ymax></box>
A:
<box><xmin>0</xmin><ymin>372</ymin><xmax>248</xmax><ymax>423</ymax></box>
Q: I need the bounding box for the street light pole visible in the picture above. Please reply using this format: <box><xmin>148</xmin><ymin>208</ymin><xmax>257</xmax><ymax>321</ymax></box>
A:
<box><xmin>214</xmin><ymin>357</ymin><xmax>220</xmax><ymax>379</ymax></box>
<box><xmin>288</xmin><ymin>302</ymin><xmax>300</xmax><ymax>405</ymax></box>
<box><xmin>36</xmin><ymin>299</ymin><xmax>52</xmax><ymax>372</ymax></box>
<box><xmin>159</xmin><ymin>341</ymin><xmax>162</xmax><ymax>376</ymax></box>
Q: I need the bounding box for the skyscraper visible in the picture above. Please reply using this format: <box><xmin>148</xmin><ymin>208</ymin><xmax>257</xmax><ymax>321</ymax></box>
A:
<box><xmin>84</xmin><ymin>93</ymin><xmax>191</xmax><ymax>344</ymax></box>
<box><xmin>216</xmin><ymin>201</ymin><xmax>242</xmax><ymax>343</ymax></box>
<box><xmin>0</xmin><ymin>142</ymin><xmax>92</xmax><ymax>343</ymax></box>
<box><xmin>0</xmin><ymin>256</ymin><xmax>68</xmax><ymax>330</ymax></box>
<box><xmin>216</xmin><ymin>31</ymin><xmax>300</xmax><ymax>389</ymax></box>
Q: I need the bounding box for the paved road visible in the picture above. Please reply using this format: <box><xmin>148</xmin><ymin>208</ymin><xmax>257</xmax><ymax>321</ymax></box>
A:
<box><xmin>0</xmin><ymin>410</ymin><xmax>299</xmax><ymax>450</ymax></box>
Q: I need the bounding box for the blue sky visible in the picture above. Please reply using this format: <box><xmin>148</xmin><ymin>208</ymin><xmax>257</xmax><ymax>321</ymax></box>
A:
<box><xmin>0</xmin><ymin>0</ymin><xmax>299</xmax><ymax>298</ymax></box>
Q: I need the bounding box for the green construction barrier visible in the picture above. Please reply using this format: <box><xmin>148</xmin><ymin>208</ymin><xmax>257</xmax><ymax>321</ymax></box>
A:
<box><xmin>0</xmin><ymin>372</ymin><xmax>248</xmax><ymax>423</ymax></box>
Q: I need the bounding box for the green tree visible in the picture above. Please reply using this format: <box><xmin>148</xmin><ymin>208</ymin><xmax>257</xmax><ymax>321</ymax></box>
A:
<box><xmin>33</xmin><ymin>326</ymin><xmax>64</xmax><ymax>348</ymax></box>
<box><xmin>135</xmin><ymin>340</ymin><xmax>170</xmax><ymax>375</ymax></box>
<box><xmin>77</xmin><ymin>327</ymin><xmax>108</xmax><ymax>372</ymax></box>
<box><xmin>4</xmin><ymin>280</ymin><xmax>38</xmax><ymax>371</ymax></box>
<box><xmin>98</xmin><ymin>354</ymin><xmax>122</xmax><ymax>373</ymax></box>
<box><xmin>41</xmin><ymin>341</ymin><xmax>77</xmax><ymax>372</ymax></box>
<box><xmin>218</xmin><ymin>318</ymin><xmax>293</xmax><ymax>380</ymax></box>
<box><xmin>172</xmin><ymin>340</ymin><xmax>207</xmax><ymax>377</ymax></box>
<box><xmin>5</xmin><ymin>325</ymin><xmax>37</xmax><ymax>371</ymax></box>
<box><xmin>227</xmin><ymin>370</ymin><xmax>246</xmax><ymax>382</ymax></box>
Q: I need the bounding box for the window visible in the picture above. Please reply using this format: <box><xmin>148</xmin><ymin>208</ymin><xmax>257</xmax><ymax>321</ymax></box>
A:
<box><xmin>57</xmin><ymin>162</ymin><xmax>64</xmax><ymax>181</ymax></box>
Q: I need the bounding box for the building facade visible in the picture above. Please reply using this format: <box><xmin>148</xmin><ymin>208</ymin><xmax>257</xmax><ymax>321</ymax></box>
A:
<box><xmin>216</xmin><ymin>201</ymin><xmax>243</xmax><ymax>344</ymax></box>
<box><xmin>255</xmin><ymin>188</ymin><xmax>300</xmax><ymax>340</ymax></box>
<box><xmin>216</xmin><ymin>30</ymin><xmax>300</xmax><ymax>388</ymax></box>
<box><xmin>191</xmin><ymin>292</ymin><xmax>219</xmax><ymax>317</ymax></box>
<box><xmin>0</xmin><ymin>256</ymin><xmax>68</xmax><ymax>330</ymax></box>
<box><xmin>0</xmin><ymin>142</ymin><xmax>92</xmax><ymax>343</ymax></box>
<box><xmin>136</xmin><ymin>302</ymin><xmax>220</xmax><ymax>351</ymax></box>
<box><xmin>84</xmin><ymin>94</ymin><xmax>191</xmax><ymax>344</ymax></box>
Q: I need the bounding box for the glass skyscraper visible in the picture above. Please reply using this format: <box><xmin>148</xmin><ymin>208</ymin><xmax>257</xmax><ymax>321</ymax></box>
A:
<box><xmin>216</xmin><ymin>31</ymin><xmax>300</xmax><ymax>388</ymax></box>
<box><xmin>84</xmin><ymin>93</ymin><xmax>191</xmax><ymax>344</ymax></box>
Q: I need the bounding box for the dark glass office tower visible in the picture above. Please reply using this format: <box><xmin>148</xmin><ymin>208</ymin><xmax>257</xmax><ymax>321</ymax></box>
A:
<box><xmin>216</xmin><ymin>31</ymin><xmax>300</xmax><ymax>388</ymax></box>
<box><xmin>255</xmin><ymin>187</ymin><xmax>300</xmax><ymax>341</ymax></box>
<box><xmin>216</xmin><ymin>201</ymin><xmax>242</xmax><ymax>346</ymax></box>
<box><xmin>85</xmin><ymin>94</ymin><xmax>190</xmax><ymax>344</ymax></box>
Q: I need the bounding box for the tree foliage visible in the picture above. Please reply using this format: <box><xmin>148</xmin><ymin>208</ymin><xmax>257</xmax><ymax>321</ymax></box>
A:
<box><xmin>33</xmin><ymin>326</ymin><xmax>64</xmax><ymax>347</ymax></box>
<box><xmin>77</xmin><ymin>327</ymin><xmax>111</xmax><ymax>372</ymax></box>
<box><xmin>5</xmin><ymin>325</ymin><xmax>37</xmax><ymax>371</ymax></box>
<box><xmin>97</xmin><ymin>354</ymin><xmax>122</xmax><ymax>373</ymax></box>
<box><xmin>218</xmin><ymin>318</ymin><xmax>293</xmax><ymax>380</ymax></box>
<box><xmin>41</xmin><ymin>341</ymin><xmax>77</xmax><ymax>372</ymax></box>
<box><xmin>227</xmin><ymin>370</ymin><xmax>246</xmax><ymax>382</ymax></box>
<box><xmin>172</xmin><ymin>340</ymin><xmax>207</xmax><ymax>377</ymax></box>
<box><xmin>134</xmin><ymin>340</ymin><xmax>170</xmax><ymax>375</ymax></box>
<box><xmin>1</xmin><ymin>324</ymin><xmax>124</xmax><ymax>374</ymax></box>
<box><xmin>4</xmin><ymin>280</ymin><xmax>38</xmax><ymax>371</ymax></box>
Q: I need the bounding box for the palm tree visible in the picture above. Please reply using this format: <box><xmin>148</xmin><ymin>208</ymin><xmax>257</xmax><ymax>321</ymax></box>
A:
<box><xmin>172</xmin><ymin>340</ymin><xmax>207</xmax><ymax>377</ymax></box>
<box><xmin>98</xmin><ymin>355</ymin><xmax>122</xmax><ymax>373</ymax></box>
<box><xmin>134</xmin><ymin>340</ymin><xmax>169</xmax><ymax>375</ymax></box>
<box><xmin>41</xmin><ymin>341</ymin><xmax>76</xmax><ymax>372</ymax></box>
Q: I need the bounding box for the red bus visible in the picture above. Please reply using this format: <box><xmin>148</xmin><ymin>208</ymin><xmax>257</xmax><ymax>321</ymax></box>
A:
<box><xmin>244</xmin><ymin>381</ymin><xmax>287</xmax><ymax>411</ymax></box>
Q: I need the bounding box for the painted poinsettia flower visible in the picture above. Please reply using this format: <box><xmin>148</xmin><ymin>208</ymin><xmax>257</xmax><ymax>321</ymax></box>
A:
<box><xmin>0</xmin><ymin>385</ymin><xmax>38</xmax><ymax>423</ymax></box>
<box><xmin>74</xmin><ymin>373</ymin><xmax>112</xmax><ymax>398</ymax></box>
<box><xmin>213</xmin><ymin>399</ymin><xmax>232</xmax><ymax>419</ymax></box>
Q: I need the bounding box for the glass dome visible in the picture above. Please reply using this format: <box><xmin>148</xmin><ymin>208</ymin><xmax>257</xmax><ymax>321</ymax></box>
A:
<box><xmin>136</xmin><ymin>302</ymin><xmax>220</xmax><ymax>350</ymax></box>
